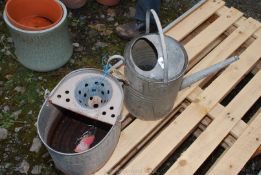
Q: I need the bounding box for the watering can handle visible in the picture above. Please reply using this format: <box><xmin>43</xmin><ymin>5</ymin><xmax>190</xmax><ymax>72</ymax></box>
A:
<box><xmin>107</xmin><ymin>55</ymin><xmax>125</xmax><ymax>71</ymax></box>
<box><xmin>146</xmin><ymin>9</ymin><xmax>168</xmax><ymax>83</ymax></box>
<box><xmin>107</xmin><ymin>55</ymin><xmax>130</xmax><ymax>86</ymax></box>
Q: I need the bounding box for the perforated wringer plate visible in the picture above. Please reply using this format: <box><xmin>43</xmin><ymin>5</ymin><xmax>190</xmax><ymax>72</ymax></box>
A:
<box><xmin>48</xmin><ymin>68</ymin><xmax>124</xmax><ymax>125</ymax></box>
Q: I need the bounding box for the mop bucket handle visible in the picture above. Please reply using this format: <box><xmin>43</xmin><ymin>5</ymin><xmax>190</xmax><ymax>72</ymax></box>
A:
<box><xmin>145</xmin><ymin>9</ymin><xmax>168</xmax><ymax>83</ymax></box>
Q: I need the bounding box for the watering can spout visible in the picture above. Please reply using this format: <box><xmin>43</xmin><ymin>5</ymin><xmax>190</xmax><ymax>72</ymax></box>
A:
<box><xmin>180</xmin><ymin>56</ymin><xmax>239</xmax><ymax>90</ymax></box>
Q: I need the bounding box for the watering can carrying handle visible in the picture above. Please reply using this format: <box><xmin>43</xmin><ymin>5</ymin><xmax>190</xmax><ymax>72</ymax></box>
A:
<box><xmin>146</xmin><ymin>9</ymin><xmax>168</xmax><ymax>83</ymax></box>
<box><xmin>107</xmin><ymin>55</ymin><xmax>129</xmax><ymax>85</ymax></box>
<box><xmin>107</xmin><ymin>55</ymin><xmax>125</xmax><ymax>71</ymax></box>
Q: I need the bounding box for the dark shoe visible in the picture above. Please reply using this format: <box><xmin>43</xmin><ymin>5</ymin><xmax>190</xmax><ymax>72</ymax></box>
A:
<box><xmin>116</xmin><ymin>20</ymin><xmax>154</xmax><ymax>40</ymax></box>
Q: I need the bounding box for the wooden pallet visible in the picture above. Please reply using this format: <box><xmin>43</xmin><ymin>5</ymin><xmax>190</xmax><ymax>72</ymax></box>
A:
<box><xmin>95</xmin><ymin>0</ymin><xmax>261</xmax><ymax>174</ymax></box>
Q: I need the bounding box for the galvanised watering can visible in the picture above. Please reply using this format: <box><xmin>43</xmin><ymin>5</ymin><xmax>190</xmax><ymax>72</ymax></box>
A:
<box><xmin>108</xmin><ymin>9</ymin><xmax>239</xmax><ymax>121</ymax></box>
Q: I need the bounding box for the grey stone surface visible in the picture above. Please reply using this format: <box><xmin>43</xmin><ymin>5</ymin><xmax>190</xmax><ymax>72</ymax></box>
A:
<box><xmin>107</xmin><ymin>16</ymin><xmax>115</xmax><ymax>22</ymax></box>
<box><xmin>31</xmin><ymin>165</ymin><xmax>42</xmax><ymax>175</ymax></box>
<box><xmin>16</xmin><ymin>160</ymin><xmax>30</xmax><ymax>174</ymax></box>
<box><xmin>14</xmin><ymin>86</ymin><xmax>26</xmax><ymax>93</ymax></box>
<box><xmin>128</xmin><ymin>7</ymin><xmax>136</xmax><ymax>18</ymax></box>
<box><xmin>95</xmin><ymin>41</ymin><xmax>108</xmax><ymax>48</ymax></box>
<box><xmin>3</xmin><ymin>106</ymin><xmax>10</xmax><ymax>112</ymax></box>
<box><xmin>12</xmin><ymin>110</ymin><xmax>22</xmax><ymax>119</ymax></box>
<box><xmin>73</xmin><ymin>42</ymin><xmax>80</xmax><ymax>47</ymax></box>
<box><xmin>14</xmin><ymin>127</ymin><xmax>22</xmax><ymax>133</ymax></box>
<box><xmin>30</xmin><ymin>137</ymin><xmax>42</xmax><ymax>153</ymax></box>
<box><xmin>27</xmin><ymin>110</ymin><xmax>33</xmax><ymax>115</ymax></box>
<box><xmin>0</xmin><ymin>128</ymin><xmax>8</xmax><ymax>140</ymax></box>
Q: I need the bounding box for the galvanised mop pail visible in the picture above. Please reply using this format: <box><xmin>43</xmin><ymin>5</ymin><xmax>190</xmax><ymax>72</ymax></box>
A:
<box><xmin>37</xmin><ymin>68</ymin><xmax>124</xmax><ymax>175</ymax></box>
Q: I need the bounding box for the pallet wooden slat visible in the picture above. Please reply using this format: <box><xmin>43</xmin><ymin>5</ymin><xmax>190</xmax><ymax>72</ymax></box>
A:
<box><xmin>95</xmin><ymin>6</ymin><xmax>245</xmax><ymax>175</ymax></box>
<box><xmin>175</xmin><ymin>16</ymin><xmax>260</xmax><ymax>110</ymax></box>
<box><xmin>96</xmin><ymin>120</ymin><xmax>161</xmax><ymax>174</ymax></box>
<box><xmin>208</xmin><ymin>103</ymin><xmax>248</xmax><ymax>139</ymax></box>
<box><xmin>95</xmin><ymin>2</ymin><xmax>261</xmax><ymax>174</ymax></box>
<box><xmin>197</xmin><ymin>36</ymin><xmax>261</xmax><ymax>110</ymax></box>
<box><xmin>120</xmin><ymin>102</ymin><xmax>207</xmax><ymax>175</ymax></box>
<box><xmin>165</xmin><ymin>71</ymin><xmax>261</xmax><ymax>175</ymax></box>
<box><xmin>207</xmin><ymin>112</ymin><xmax>261</xmax><ymax>175</ymax></box>
<box><xmin>117</xmin><ymin>21</ymin><xmax>261</xmax><ymax>175</ymax></box>
<box><xmin>97</xmin><ymin>104</ymin><xmax>188</xmax><ymax>174</ymax></box>
<box><xmin>166</xmin><ymin>0</ymin><xmax>225</xmax><ymax>41</ymax></box>
<box><xmin>190</xmin><ymin>101</ymin><xmax>248</xmax><ymax>150</ymax></box>
<box><xmin>188</xmin><ymin>87</ymin><xmax>249</xmax><ymax>145</ymax></box>
<box><xmin>184</xmin><ymin>7</ymin><xmax>243</xmax><ymax>62</ymax></box>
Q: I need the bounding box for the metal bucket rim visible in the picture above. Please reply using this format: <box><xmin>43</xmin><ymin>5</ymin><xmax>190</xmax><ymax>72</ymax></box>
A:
<box><xmin>48</xmin><ymin>68</ymin><xmax>124</xmax><ymax>108</ymax></box>
<box><xmin>3</xmin><ymin>0</ymin><xmax>67</xmax><ymax>34</ymax></box>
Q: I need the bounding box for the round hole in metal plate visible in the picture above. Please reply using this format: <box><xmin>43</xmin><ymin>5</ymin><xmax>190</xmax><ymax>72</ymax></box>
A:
<box><xmin>75</xmin><ymin>76</ymin><xmax>113</xmax><ymax>109</ymax></box>
<box><xmin>93</xmin><ymin>104</ymin><xmax>99</xmax><ymax>108</ymax></box>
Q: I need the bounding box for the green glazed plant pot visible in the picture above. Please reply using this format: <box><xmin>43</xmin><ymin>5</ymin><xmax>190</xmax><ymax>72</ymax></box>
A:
<box><xmin>3</xmin><ymin>0</ymin><xmax>73</xmax><ymax>72</ymax></box>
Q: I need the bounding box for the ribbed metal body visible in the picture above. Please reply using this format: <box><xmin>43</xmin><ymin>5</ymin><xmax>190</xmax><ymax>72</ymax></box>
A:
<box><xmin>123</xmin><ymin>34</ymin><xmax>187</xmax><ymax>120</ymax></box>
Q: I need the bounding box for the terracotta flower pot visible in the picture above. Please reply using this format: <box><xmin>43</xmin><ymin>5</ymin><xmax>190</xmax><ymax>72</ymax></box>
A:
<box><xmin>3</xmin><ymin>0</ymin><xmax>73</xmax><ymax>72</ymax></box>
<box><xmin>5</xmin><ymin>0</ymin><xmax>63</xmax><ymax>31</ymax></box>
<box><xmin>96</xmin><ymin>0</ymin><xmax>120</xmax><ymax>6</ymax></box>
<box><xmin>62</xmin><ymin>0</ymin><xmax>87</xmax><ymax>9</ymax></box>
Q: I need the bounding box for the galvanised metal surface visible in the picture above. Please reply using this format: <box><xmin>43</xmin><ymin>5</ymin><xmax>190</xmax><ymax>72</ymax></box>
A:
<box><xmin>48</xmin><ymin>68</ymin><xmax>124</xmax><ymax>125</ymax></box>
<box><xmin>123</xmin><ymin>10</ymin><xmax>187</xmax><ymax>120</ymax></box>
<box><xmin>124</xmin><ymin>34</ymin><xmax>187</xmax><ymax>98</ymax></box>
<box><xmin>123</xmin><ymin>34</ymin><xmax>186</xmax><ymax>120</ymax></box>
<box><xmin>37</xmin><ymin>101</ymin><xmax>121</xmax><ymax>175</ymax></box>
<box><xmin>37</xmin><ymin>68</ymin><xmax>124</xmax><ymax>175</ymax></box>
<box><xmin>123</xmin><ymin>10</ymin><xmax>239</xmax><ymax>120</ymax></box>
<box><xmin>3</xmin><ymin>0</ymin><xmax>73</xmax><ymax>72</ymax></box>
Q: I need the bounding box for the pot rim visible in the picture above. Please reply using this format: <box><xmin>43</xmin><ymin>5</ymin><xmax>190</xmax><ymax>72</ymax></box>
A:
<box><xmin>5</xmin><ymin>0</ymin><xmax>63</xmax><ymax>31</ymax></box>
<box><xmin>3</xmin><ymin>0</ymin><xmax>67</xmax><ymax>34</ymax></box>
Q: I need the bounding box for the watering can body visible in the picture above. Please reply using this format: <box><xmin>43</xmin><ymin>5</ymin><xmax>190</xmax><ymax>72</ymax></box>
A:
<box><xmin>123</xmin><ymin>34</ymin><xmax>187</xmax><ymax>120</ymax></box>
<box><xmin>109</xmin><ymin>9</ymin><xmax>239</xmax><ymax>121</ymax></box>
